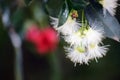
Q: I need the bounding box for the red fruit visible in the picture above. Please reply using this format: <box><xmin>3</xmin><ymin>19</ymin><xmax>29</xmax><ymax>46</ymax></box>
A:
<box><xmin>36</xmin><ymin>27</ymin><xmax>59</xmax><ymax>54</ymax></box>
<box><xmin>25</xmin><ymin>25</ymin><xmax>59</xmax><ymax>55</ymax></box>
<box><xmin>25</xmin><ymin>25</ymin><xmax>40</xmax><ymax>43</ymax></box>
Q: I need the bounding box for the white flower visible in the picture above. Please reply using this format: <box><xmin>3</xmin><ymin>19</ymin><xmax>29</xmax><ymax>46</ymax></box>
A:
<box><xmin>63</xmin><ymin>31</ymin><xmax>87</xmax><ymax>46</ymax></box>
<box><xmin>65</xmin><ymin>43</ymin><xmax>108</xmax><ymax>65</ymax></box>
<box><xmin>87</xmin><ymin>43</ymin><xmax>108</xmax><ymax>62</ymax></box>
<box><xmin>64</xmin><ymin>22</ymin><xmax>104</xmax><ymax>46</ymax></box>
<box><xmin>50</xmin><ymin>16</ymin><xmax>80</xmax><ymax>35</ymax></box>
<box><xmin>99</xmin><ymin>0</ymin><xmax>118</xmax><ymax>16</ymax></box>
<box><xmin>57</xmin><ymin>16</ymin><xmax>80</xmax><ymax>35</ymax></box>
<box><xmin>65</xmin><ymin>46</ymin><xmax>89</xmax><ymax>65</ymax></box>
<box><xmin>50</xmin><ymin>16</ymin><xmax>59</xmax><ymax>30</ymax></box>
<box><xmin>85</xmin><ymin>26</ymin><xmax>104</xmax><ymax>44</ymax></box>
<box><xmin>64</xmin><ymin>25</ymin><xmax>108</xmax><ymax>64</ymax></box>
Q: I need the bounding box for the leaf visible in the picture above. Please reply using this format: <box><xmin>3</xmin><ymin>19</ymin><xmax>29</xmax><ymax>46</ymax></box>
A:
<box><xmin>58</xmin><ymin>0</ymin><xmax>70</xmax><ymax>26</ymax></box>
<box><xmin>85</xmin><ymin>4</ymin><xmax>120</xmax><ymax>42</ymax></box>
<box><xmin>69</xmin><ymin>0</ymin><xmax>89</xmax><ymax>10</ymax></box>
<box><xmin>24</xmin><ymin>0</ymin><xmax>33</xmax><ymax>6</ymax></box>
<box><xmin>43</xmin><ymin>0</ymin><xmax>64</xmax><ymax>17</ymax></box>
<box><xmin>11</xmin><ymin>8</ymin><xmax>25</xmax><ymax>32</ymax></box>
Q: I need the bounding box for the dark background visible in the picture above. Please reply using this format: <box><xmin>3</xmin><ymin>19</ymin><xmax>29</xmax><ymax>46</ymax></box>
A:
<box><xmin>0</xmin><ymin>0</ymin><xmax>120</xmax><ymax>80</ymax></box>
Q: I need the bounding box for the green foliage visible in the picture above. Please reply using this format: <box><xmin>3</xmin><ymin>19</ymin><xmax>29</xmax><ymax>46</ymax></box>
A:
<box><xmin>67</xmin><ymin>0</ymin><xmax>89</xmax><ymax>10</ymax></box>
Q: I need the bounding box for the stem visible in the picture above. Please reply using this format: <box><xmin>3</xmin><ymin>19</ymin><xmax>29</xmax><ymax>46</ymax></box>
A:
<box><xmin>9</xmin><ymin>29</ymin><xmax>23</xmax><ymax>80</ymax></box>
<box><xmin>14</xmin><ymin>48</ymin><xmax>23</xmax><ymax>80</ymax></box>
<box><xmin>82</xmin><ymin>10</ymin><xmax>84</xmax><ymax>27</ymax></box>
<box><xmin>49</xmin><ymin>53</ymin><xmax>61</xmax><ymax>80</ymax></box>
<box><xmin>80</xmin><ymin>10</ymin><xmax>85</xmax><ymax>34</ymax></box>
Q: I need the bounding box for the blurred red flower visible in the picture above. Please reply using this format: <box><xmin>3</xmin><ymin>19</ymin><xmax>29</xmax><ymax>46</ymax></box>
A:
<box><xmin>25</xmin><ymin>25</ymin><xmax>59</xmax><ymax>55</ymax></box>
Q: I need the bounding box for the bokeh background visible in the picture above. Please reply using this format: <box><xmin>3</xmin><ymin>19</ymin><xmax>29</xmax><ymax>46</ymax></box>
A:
<box><xmin>0</xmin><ymin>0</ymin><xmax>120</xmax><ymax>80</ymax></box>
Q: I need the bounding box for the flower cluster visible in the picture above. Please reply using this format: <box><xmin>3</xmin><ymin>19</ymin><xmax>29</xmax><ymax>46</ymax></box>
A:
<box><xmin>25</xmin><ymin>25</ymin><xmax>59</xmax><ymax>55</ymax></box>
<box><xmin>64</xmin><ymin>25</ymin><xmax>108</xmax><ymax>65</ymax></box>
<box><xmin>51</xmin><ymin>10</ymin><xmax>108</xmax><ymax>65</ymax></box>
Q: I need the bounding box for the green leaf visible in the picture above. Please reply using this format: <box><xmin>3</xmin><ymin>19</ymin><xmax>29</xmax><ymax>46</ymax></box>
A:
<box><xmin>43</xmin><ymin>0</ymin><xmax>64</xmax><ymax>17</ymax></box>
<box><xmin>58</xmin><ymin>0</ymin><xmax>70</xmax><ymax>26</ymax></box>
<box><xmin>85</xmin><ymin>4</ymin><xmax>120</xmax><ymax>42</ymax></box>
<box><xmin>11</xmin><ymin>8</ymin><xmax>25</xmax><ymax>32</ymax></box>
<box><xmin>69</xmin><ymin>0</ymin><xmax>89</xmax><ymax>10</ymax></box>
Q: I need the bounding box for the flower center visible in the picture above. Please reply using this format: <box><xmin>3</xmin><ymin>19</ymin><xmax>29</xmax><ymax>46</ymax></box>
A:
<box><xmin>76</xmin><ymin>46</ymin><xmax>86</xmax><ymax>53</ymax></box>
<box><xmin>89</xmin><ymin>43</ymin><xmax>96</xmax><ymax>49</ymax></box>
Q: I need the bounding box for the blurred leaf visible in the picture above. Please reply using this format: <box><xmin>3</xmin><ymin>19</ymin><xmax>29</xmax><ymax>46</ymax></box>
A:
<box><xmin>11</xmin><ymin>9</ymin><xmax>24</xmax><ymax>25</ymax></box>
<box><xmin>11</xmin><ymin>8</ymin><xmax>25</xmax><ymax>32</ymax></box>
<box><xmin>85</xmin><ymin>3</ymin><xmax>120</xmax><ymax>42</ymax></box>
<box><xmin>24</xmin><ymin>0</ymin><xmax>33</xmax><ymax>6</ymax></box>
<box><xmin>32</xmin><ymin>4</ymin><xmax>49</xmax><ymax>27</ymax></box>
<box><xmin>44</xmin><ymin>0</ymin><xmax>64</xmax><ymax>17</ymax></box>
<box><xmin>58</xmin><ymin>0</ymin><xmax>70</xmax><ymax>26</ymax></box>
